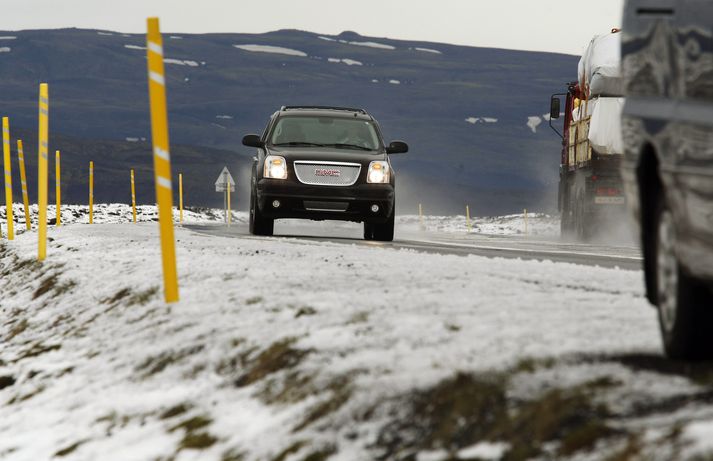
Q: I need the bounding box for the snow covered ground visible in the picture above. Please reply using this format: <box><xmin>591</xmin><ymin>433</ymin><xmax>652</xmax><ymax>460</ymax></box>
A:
<box><xmin>398</xmin><ymin>213</ymin><xmax>560</xmax><ymax>237</ymax></box>
<box><xmin>1</xmin><ymin>206</ymin><xmax>712</xmax><ymax>460</ymax></box>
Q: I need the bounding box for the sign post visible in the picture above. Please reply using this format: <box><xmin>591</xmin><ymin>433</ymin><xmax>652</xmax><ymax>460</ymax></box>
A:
<box><xmin>17</xmin><ymin>140</ymin><xmax>31</xmax><ymax>230</ymax></box>
<box><xmin>2</xmin><ymin>117</ymin><xmax>14</xmax><ymax>240</ymax></box>
<box><xmin>89</xmin><ymin>161</ymin><xmax>94</xmax><ymax>224</ymax></box>
<box><xmin>466</xmin><ymin>205</ymin><xmax>472</xmax><ymax>233</ymax></box>
<box><xmin>55</xmin><ymin>150</ymin><xmax>61</xmax><ymax>227</ymax></box>
<box><xmin>38</xmin><ymin>84</ymin><xmax>49</xmax><ymax>261</ymax></box>
<box><xmin>214</xmin><ymin>167</ymin><xmax>235</xmax><ymax>226</ymax></box>
<box><xmin>147</xmin><ymin>17</ymin><xmax>179</xmax><ymax>303</ymax></box>
<box><xmin>131</xmin><ymin>169</ymin><xmax>137</xmax><ymax>223</ymax></box>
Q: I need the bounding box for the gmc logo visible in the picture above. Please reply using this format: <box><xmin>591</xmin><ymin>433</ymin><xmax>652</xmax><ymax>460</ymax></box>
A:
<box><xmin>315</xmin><ymin>169</ymin><xmax>341</xmax><ymax>177</ymax></box>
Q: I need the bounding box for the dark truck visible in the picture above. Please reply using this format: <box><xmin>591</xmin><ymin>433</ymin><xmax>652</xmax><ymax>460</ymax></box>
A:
<box><xmin>621</xmin><ymin>0</ymin><xmax>713</xmax><ymax>359</ymax></box>
<box><xmin>549</xmin><ymin>31</ymin><xmax>627</xmax><ymax>240</ymax></box>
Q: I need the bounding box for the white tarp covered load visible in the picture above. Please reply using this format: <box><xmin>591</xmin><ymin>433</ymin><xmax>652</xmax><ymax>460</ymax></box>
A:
<box><xmin>588</xmin><ymin>97</ymin><xmax>625</xmax><ymax>155</ymax></box>
<box><xmin>578</xmin><ymin>32</ymin><xmax>623</xmax><ymax>97</ymax></box>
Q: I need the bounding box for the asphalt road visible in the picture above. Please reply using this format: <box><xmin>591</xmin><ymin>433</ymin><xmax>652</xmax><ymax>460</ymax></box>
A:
<box><xmin>186</xmin><ymin>221</ymin><xmax>643</xmax><ymax>271</ymax></box>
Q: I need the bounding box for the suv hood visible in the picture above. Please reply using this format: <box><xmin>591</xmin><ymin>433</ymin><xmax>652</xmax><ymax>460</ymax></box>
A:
<box><xmin>266</xmin><ymin>146</ymin><xmax>387</xmax><ymax>164</ymax></box>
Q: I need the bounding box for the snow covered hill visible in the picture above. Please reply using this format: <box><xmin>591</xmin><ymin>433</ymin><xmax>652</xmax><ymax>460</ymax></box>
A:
<box><xmin>1</xmin><ymin>207</ymin><xmax>712</xmax><ymax>460</ymax></box>
<box><xmin>0</xmin><ymin>28</ymin><xmax>576</xmax><ymax>215</ymax></box>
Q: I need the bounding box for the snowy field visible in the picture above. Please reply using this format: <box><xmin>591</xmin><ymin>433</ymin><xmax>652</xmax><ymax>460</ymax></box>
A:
<box><xmin>1</xmin><ymin>206</ymin><xmax>713</xmax><ymax>460</ymax></box>
<box><xmin>1</xmin><ymin>205</ymin><xmax>555</xmax><ymax>237</ymax></box>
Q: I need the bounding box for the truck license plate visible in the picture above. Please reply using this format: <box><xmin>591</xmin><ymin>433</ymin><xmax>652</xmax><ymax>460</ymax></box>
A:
<box><xmin>595</xmin><ymin>197</ymin><xmax>625</xmax><ymax>205</ymax></box>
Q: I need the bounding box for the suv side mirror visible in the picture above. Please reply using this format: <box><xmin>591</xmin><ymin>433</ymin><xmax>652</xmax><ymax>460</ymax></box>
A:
<box><xmin>242</xmin><ymin>134</ymin><xmax>264</xmax><ymax>148</ymax></box>
<box><xmin>386</xmin><ymin>141</ymin><xmax>408</xmax><ymax>154</ymax></box>
<box><xmin>550</xmin><ymin>97</ymin><xmax>561</xmax><ymax>120</ymax></box>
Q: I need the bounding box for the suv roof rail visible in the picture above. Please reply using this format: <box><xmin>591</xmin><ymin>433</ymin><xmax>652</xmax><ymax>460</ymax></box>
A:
<box><xmin>280</xmin><ymin>105</ymin><xmax>368</xmax><ymax>114</ymax></box>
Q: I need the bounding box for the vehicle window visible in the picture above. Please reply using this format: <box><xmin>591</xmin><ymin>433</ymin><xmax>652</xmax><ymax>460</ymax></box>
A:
<box><xmin>269</xmin><ymin>116</ymin><xmax>381</xmax><ymax>150</ymax></box>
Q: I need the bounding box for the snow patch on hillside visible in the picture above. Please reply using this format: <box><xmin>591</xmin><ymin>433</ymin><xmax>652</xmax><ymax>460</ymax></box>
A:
<box><xmin>233</xmin><ymin>44</ymin><xmax>307</xmax><ymax>57</ymax></box>
<box><xmin>318</xmin><ymin>36</ymin><xmax>337</xmax><ymax>42</ymax></box>
<box><xmin>414</xmin><ymin>47</ymin><xmax>442</xmax><ymax>54</ymax></box>
<box><xmin>327</xmin><ymin>57</ymin><xmax>363</xmax><ymax>66</ymax></box>
<box><xmin>527</xmin><ymin>116</ymin><xmax>542</xmax><ymax>133</ymax></box>
<box><xmin>216</xmin><ymin>115</ymin><xmax>233</xmax><ymax>120</ymax></box>
<box><xmin>124</xmin><ymin>44</ymin><xmax>146</xmax><ymax>51</ymax></box>
<box><xmin>389</xmin><ymin>79</ymin><xmax>401</xmax><ymax>85</ymax></box>
<box><xmin>169</xmin><ymin>36</ymin><xmax>183</xmax><ymax>40</ymax></box>
<box><xmin>163</xmin><ymin>58</ymin><xmax>199</xmax><ymax>67</ymax></box>
<box><xmin>348</xmin><ymin>40</ymin><xmax>395</xmax><ymax>50</ymax></box>
<box><xmin>466</xmin><ymin>117</ymin><xmax>498</xmax><ymax>125</ymax></box>
<box><xmin>0</xmin><ymin>47</ymin><xmax>11</xmax><ymax>53</ymax></box>
<box><xmin>96</xmin><ymin>32</ymin><xmax>113</xmax><ymax>36</ymax></box>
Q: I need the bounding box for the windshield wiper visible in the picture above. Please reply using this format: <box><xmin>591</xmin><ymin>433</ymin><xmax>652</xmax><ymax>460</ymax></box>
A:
<box><xmin>272</xmin><ymin>142</ymin><xmax>328</xmax><ymax>147</ymax></box>
<box><xmin>324</xmin><ymin>143</ymin><xmax>373</xmax><ymax>151</ymax></box>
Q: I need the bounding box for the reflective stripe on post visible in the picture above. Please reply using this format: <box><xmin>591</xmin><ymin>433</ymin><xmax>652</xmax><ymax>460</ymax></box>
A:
<box><xmin>17</xmin><ymin>140</ymin><xmax>31</xmax><ymax>230</ymax></box>
<box><xmin>38</xmin><ymin>84</ymin><xmax>49</xmax><ymax>261</ymax></box>
<box><xmin>89</xmin><ymin>161</ymin><xmax>94</xmax><ymax>224</ymax></box>
<box><xmin>2</xmin><ymin>117</ymin><xmax>14</xmax><ymax>240</ymax></box>
<box><xmin>147</xmin><ymin>17</ymin><xmax>179</xmax><ymax>303</ymax></box>
<box><xmin>55</xmin><ymin>150</ymin><xmax>61</xmax><ymax>227</ymax></box>
<box><xmin>131</xmin><ymin>169</ymin><xmax>137</xmax><ymax>223</ymax></box>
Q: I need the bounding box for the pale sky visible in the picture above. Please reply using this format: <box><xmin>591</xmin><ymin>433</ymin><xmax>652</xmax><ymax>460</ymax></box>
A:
<box><xmin>3</xmin><ymin>0</ymin><xmax>624</xmax><ymax>55</ymax></box>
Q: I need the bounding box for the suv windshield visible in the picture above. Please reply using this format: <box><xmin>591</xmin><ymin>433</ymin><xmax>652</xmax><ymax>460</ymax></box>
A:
<box><xmin>270</xmin><ymin>116</ymin><xmax>381</xmax><ymax>151</ymax></box>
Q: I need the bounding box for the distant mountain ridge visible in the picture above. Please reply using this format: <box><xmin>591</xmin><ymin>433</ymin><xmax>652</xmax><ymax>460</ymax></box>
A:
<box><xmin>0</xmin><ymin>28</ymin><xmax>577</xmax><ymax>214</ymax></box>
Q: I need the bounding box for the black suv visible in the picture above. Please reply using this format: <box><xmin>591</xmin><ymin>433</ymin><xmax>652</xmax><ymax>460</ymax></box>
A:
<box><xmin>242</xmin><ymin>106</ymin><xmax>408</xmax><ymax>241</ymax></box>
<box><xmin>622</xmin><ymin>0</ymin><xmax>713</xmax><ymax>358</ymax></box>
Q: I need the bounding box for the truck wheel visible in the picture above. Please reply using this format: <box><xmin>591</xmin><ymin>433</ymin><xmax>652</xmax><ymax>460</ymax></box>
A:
<box><xmin>560</xmin><ymin>191</ymin><xmax>574</xmax><ymax>238</ymax></box>
<box><xmin>654</xmin><ymin>198</ymin><xmax>713</xmax><ymax>359</ymax></box>
<box><xmin>573</xmin><ymin>193</ymin><xmax>588</xmax><ymax>241</ymax></box>
<box><xmin>249</xmin><ymin>188</ymin><xmax>274</xmax><ymax>236</ymax></box>
<box><xmin>364</xmin><ymin>210</ymin><xmax>395</xmax><ymax>242</ymax></box>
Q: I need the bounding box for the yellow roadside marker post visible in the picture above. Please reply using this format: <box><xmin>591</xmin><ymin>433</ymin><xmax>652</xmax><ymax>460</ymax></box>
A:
<box><xmin>179</xmin><ymin>173</ymin><xmax>183</xmax><ymax>224</ymax></box>
<box><xmin>89</xmin><ymin>161</ymin><xmax>94</xmax><ymax>224</ymax></box>
<box><xmin>17</xmin><ymin>140</ymin><xmax>31</xmax><ymax>230</ymax></box>
<box><xmin>466</xmin><ymin>205</ymin><xmax>472</xmax><ymax>233</ymax></box>
<box><xmin>227</xmin><ymin>180</ymin><xmax>231</xmax><ymax>227</ymax></box>
<box><xmin>524</xmin><ymin>209</ymin><xmax>529</xmax><ymax>235</ymax></box>
<box><xmin>147</xmin><ymin>17</ymin><xmax>179</xmax><ymax>303</ymax></box>
<box><xmin>38</xmin><ymin>84</ymin><xmax>49</xmax><ymax>261</ymax></box>
<box><xmin>131</xmin><ymin>169</ymin><xmax>137</xmax><ymax>223</ymax></box>
<box><xmin>418</xmin><ymin>203</ymin><xmax>424</xmax><ymax>230</ymax></box>
<box><xmin>2</xmin><ymin>117</ymin><xmax>14</xmax><ymax>240</ymax></box>
<box><xmin>55</xmin><ymin>150</ymin><xmax>61</xmax><ymax>226</ymax></box>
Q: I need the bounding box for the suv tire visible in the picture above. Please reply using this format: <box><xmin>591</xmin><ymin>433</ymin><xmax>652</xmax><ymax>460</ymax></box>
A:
<box><xmin>249</xmin><ymin>187</ymin><xmax>274</xmax><ymax>236</ymax></box>
<box><xmin>654</xmin><ymin>197</ymin><xmax>713</xmax><ymax>359</ymax></box>
<box><xmin>364</xmin><ymin>209</ymin><xmax>395</xmax><ymax>242</ymax></box>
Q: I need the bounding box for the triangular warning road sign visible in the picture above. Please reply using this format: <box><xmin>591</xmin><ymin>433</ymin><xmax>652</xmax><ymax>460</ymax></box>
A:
<box><xmin>215</xmin><ymin>167</ymin><xmax>236</xmax><ymax>192</ymax></box>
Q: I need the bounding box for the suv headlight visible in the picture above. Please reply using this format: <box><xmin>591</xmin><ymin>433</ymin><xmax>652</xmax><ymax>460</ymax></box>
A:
<box><xmin>264</xmin><ymin>155</ymin><xmax>288</xmax><ymax>179</ymax></box>
<box><xmin>367</xmin><ymin>161</ymin><xmax>390</xmax><ymax>184</ymax></box>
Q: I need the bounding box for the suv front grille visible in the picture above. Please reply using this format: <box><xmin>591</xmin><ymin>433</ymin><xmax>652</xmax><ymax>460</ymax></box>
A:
<box><xmin>293</xmin><ymin>161</ymin><xmax>361</xmax><ymax>186</ymax></box>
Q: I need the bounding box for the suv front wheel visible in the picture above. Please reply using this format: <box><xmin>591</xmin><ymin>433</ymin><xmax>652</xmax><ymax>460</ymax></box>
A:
<box><xmin>249</xmin><ymin>186</ymin><xmax>274</xmax><ymax>236</ymax></box>
<box><xmin>654</xmin><ymin>197</ymin><xmax>713</xmax><ymax>359</ymax></box>
<box><xmin>364</xmin><ymin>208</ymin><xmax>395</xmax><ymax>242</ymax></box>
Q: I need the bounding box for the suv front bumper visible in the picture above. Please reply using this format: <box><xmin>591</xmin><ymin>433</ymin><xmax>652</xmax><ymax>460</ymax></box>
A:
<box><xmin>256</xmin><ymin>179</ymin><xmax>395</xmax><ymax>223</ymax></box>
